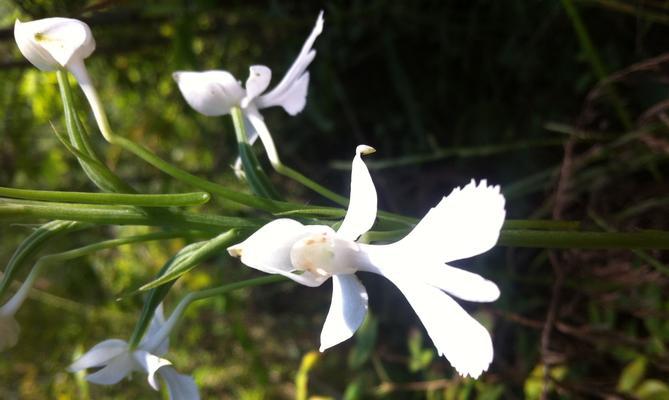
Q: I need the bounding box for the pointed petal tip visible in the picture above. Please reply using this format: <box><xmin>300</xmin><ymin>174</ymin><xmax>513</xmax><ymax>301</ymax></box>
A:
<box><xmin>356</xmin><ymin>144</ymin><xmax>375</xmax><ymax>156</ymax></box>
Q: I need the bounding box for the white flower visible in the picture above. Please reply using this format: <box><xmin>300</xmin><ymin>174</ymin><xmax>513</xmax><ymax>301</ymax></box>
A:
<box><xmin>0</xmin><ymin>265</ymin><xmax>37</xmax><ymax>351</ymax></box>
<box><xmin>69</xmin><ymin>305</ymin><xmax>199</xmax><ymax>399</ymax></box>
<box><xmin>228</xmin><ymin>145</ymin><xmax>506</xmax><ymax>378</ymax></box>
<box><xmin>14</xmin><ymin>17</ymin><xmax>95</xmax><ymax>81</ymax></box>
<box><xmin>14</xmin><ymin>17</ymin><xmax>115</xmax><ymax>142</ymax></box>
<box><xmin>173</xmin><ymin>11</ymin><xmax>324</xmax><ymax>166</ymax></box>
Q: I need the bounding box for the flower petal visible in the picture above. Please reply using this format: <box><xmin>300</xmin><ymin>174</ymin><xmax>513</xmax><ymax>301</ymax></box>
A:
<box><xmin>337</xmin><ymin>145</ymin><xmax>378</xmax><ymax>241</ymax></box>
<box><xmin>388</xmin><ymin>274</ymin><xmax>494</xmax><ymax>378</ymax></box>
<box><xmin>245</xmin><ymin>106</ymin><xmax>280</xmax><ymax>166</ymax></box>
<box><xmin>133</xmin><ymin>350</ymin><xmax>172</xmax><ymax>391</ymax></box>
<box><xmin>158</xmin><ymin>366</ymin><xmax>201</xmax><ymax>400</ymax></box>
<box><xmin>0</xmin><ymin>315</ymin><xmax>20</xmax><ymax>351</ymax></box>
<box><xmin>398</xmin><ymin>180</ymin><xmax>506</xmax><ymax>263</ymax></box>
<box><xmin>172</xmin><ymin>70</ymin><xmax>245</xmax><ymax>116</ymax></box>
<box><xmin>256</xmin><ymin>11</ymin><xmax>324</xmax><ymax>114</ymax></box>
<box><xmin>14</xmin><ymin>17</ymin><xmax>95</xmax><ymax>71</ymax></box>
<box><xmin>227</xmin><ymin>219</ymin><xmax>330</xmax><ymax>287</ymax></box>
<box><xmin>68</xmin><ymin>339</ymin><xmax>129</xmax><ymax>371</ymax></box>
<box><xmin>320</xmin><ymin>274</ymin><xmax>368</xmax><ymax>351</ymax></box>
<box><xmin>140</xmin><ymin>303</ymin><xmax>169</xmax><ymax>356</ymax></box>
<box><xmin>85</xmin><ymin>353</ymin><xmax>135</xmax><ymax>385</ymax></box>
<box><xmin>419</xmin><ymin>263</ymin><xmax>500</xmax><ymax>302</ymax></box>
<box><xmin>242</xmin><ymin>65</ymin><xmax>272</xmax><ymax>108</ymax></box>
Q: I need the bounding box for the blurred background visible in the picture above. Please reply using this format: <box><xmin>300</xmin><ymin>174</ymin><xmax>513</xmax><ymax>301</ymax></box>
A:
<box><xmin>1</xmin><ymin>0</ymin><xmax>669</xmax><ymax>398</ymax></box>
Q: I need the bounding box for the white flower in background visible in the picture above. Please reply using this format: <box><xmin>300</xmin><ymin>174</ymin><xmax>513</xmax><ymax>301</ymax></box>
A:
<box><xmin>14</xmin><ymin>17</ymin><xmax>114</xmax><ymax>142</ymax></box>
<box><xmin>69</xmin><ymin>305</ymin><xmax>199</xmax><ymax>399</ymax></box>
<box><xmin>173</xmin><ymin>11</ymin><xmax>324</xmax><ymax>166</ymax></box>
<box><xmin>228</xmin><ymin>145</ymin><xmax>506</xmax><ymax>378</ymax></box>
<box><xmin>0</xmin><ymin>265</ymin><xmax>39</xmax><ymax>351</ymax></box>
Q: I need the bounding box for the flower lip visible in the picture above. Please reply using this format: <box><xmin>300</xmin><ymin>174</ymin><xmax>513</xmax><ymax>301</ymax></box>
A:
<box><xmin>14</xmin><ymin>17</ymin><xmax>95</xmax><ymax>71</ymax></box>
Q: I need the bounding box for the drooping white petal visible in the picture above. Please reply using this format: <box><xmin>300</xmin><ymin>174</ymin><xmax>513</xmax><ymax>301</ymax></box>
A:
<box><xmin>68</xmin><ymin>339</ymin><xmax>129</xmax><ymax>371</ymax></box>
<box><xmin>0</xmin><ymin>315</ymin><xmax>20</xmax><ymax>351</ymax></box>
<box><xmin>158</xmin><ymin>366</ymin><xmax>201</xmax><ymax>400</ymax></box>
<box><xmin>387</xmin><ymin>274</ymin><xmax>494</xmax><ymax>378</ymax></box>
<box><xmin>417</xmin><ymin>264</ymin><xmax>500</xmax><ymax>303</ymax></box>
<box><xmin>320</xmin><ymin>274</ymin><xmax>369</xmax><ymax>351</ymax></box>
<box><xmin>245</xmin><ymin>106</ymin><xmax>281</xmax><ymax>166</ymax></box>
<box><xmin>397</xmin><ymin>180</ymin><xmax>506</xmax><ymax>263</ymax></box>
<box><xmin>85</xmin><ymin>353</ymin><xmax>136</xmax><ymax>385</ymax></box>
<box><xmin>133</xmin><ymin>350</ymin><xmax>173</xmax><ymax>391</ymax></box>
<box><xmin>173</xmin><ymin>70</ymin><xmax>245</xmax><ymax>116</ymax></box>
<box><xmin>227</xmin><ymin>219</ymin><xmax>330</xmax><ymax>287</ymax></box>
<box><xmin>14</xmin><ymin>18</ymin><xmax>95</xmax><ymax>71</ymax></box>
<box><xmin>256</xmin><ymin>11</ymin><xmax>323</xmax><ymax>114</ymax></box>
<box><xmin>242</xmin><ymin>65</ymin><xmax>272</xmax><ymax>108</ymax></box>
<box><xmin>337</xmin><ymin>145</ymin><xmax>378</xmax><ymax>241</ymax></box>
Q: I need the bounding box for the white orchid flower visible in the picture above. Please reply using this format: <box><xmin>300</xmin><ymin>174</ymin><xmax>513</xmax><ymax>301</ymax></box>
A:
<box><xmin>0</xmin><ymin>264</ymin><xmax>40</xmax><ymax>351</ymax></box>
<box><xmin>69</xmin><ymin>305</ymin><xmax>199</xmax><ymax>399</ymax></box>
<box><xmin>173</xmin><ymin>11</ymin><xmax>324</xmax><ymax>167</ymax></box>
<box><xmin>228</xmin><ymin>145</ymin><xmax>506</xmax><ymax>378</ymax></box>
<box><xmin>14</xmin><ymin>17</ymin><xmax>114</xmax><ymax>142</ymax></box>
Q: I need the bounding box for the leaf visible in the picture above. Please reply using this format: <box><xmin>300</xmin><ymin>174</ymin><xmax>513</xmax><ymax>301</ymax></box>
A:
<box><xmin>139</xmin><ymin>230</ymin><xmax>238</xmax><ymax>291</ymax></box>
<box><xmin>617</xmin><ymin>356</ymin><xmax>647</xmax><ymax>393</ymax></box>
<box><xmin>635</xmin><ymin>380</ymin><xmax>669</xmax><ymax>400</ymax></box>
<box><xmin>407</xmin><ymin>328</ymin><xmax>435</xmax><ymax>372</ymax></box>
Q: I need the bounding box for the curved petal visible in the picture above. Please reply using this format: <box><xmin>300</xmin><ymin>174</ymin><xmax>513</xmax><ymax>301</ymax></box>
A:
<box><xmin>397</xmin><ymin>180</ymin><xmax>506</xmax><ymax>263</ymax></box>
<box><xmin>172</xmin><ymin>70</ymin><xmax>245</xmax><ymax>116</ymax></box>
<box><xmin>140</xmin><ymin>303</ymin><xmax>169</xmax><ymax>356</ymax></box>
<box><xmin>68</xmin><ymin>339</ymin><xmax>129</xmax><ymax>371</ymax></box>
<box><xmin>419</xmin><ymin>264</ymin><xmax>500</xmax><ymax>303</ymax></box>
<box><xmin>227</xmin><ymin>219</ymin><xmax>330</xmax><ymax>287</ymax></box>
<box><xmin>133</xmin><ymin>350</ymin><xmax>172</xmax><ymax>391</ymax></box>
<box><xmin>14</xmin><ymin>18</ymin><xmax>95</xmax><ymax>71</ymax></box>
<box><xmin>387</xmin><ymin>274</ymin><xmax>494</xmax><ymax>378</ymax></box>
<box><xmin>256</xmin><ymin>11</ymin><xmax>323</xmax><ymax>114</ymax></box>
<box><xmin>320</xmin><ymin>274</ymin><xmax>368</xmax><ymax>351</ymax></box>
<box><xmin>242</xmin><ymin>65</ymin><xmax>272</xmax><ymax>108</ymax></box>
<box><xmin>337</xmin><ymin>145</ymin><xmax>378</xmax><ymax>241</ymax></box>
<box><xmin>85</xmin><ymin>353</ymin><xmax>135</xmax><ymax>385</ymax></box>
<box><xmin>0</xmin><ymin>315</ymin><xmax>20</xmax><ymax>351</ymax></box>
<box><xmin>245</xmin><ymin>106</ymin><xmax>281</xmax><ymax>166</ymax></box>
<box><xmin>158</xmin><ymin>366</ymin><xmax>201</xmax><ymax>400</ymax></box>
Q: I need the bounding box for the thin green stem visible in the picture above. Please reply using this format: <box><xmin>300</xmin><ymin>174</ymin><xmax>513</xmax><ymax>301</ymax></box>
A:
<box><xmin>499</xmin><ymin>229</ymin><xmax>669</xmax><ymax>249</ymax></box>
<box><xmin>0</xmin><ymin>198</ymin><xmax>260</xmax><ymax>232</ymax></box>
<box><xmin>0</xmin><ymin>231</ymin><xmax>188</xmax><ymax>316</ymax></box>
<box><xmin>0</xmin><ymin>187</ymin><xmax>210</xmax><ymax>207</ymax></box>
<box><xmin>141</xmin><ymin>275</ymin><xmax>286</xmax><ymax>350</ymax></box>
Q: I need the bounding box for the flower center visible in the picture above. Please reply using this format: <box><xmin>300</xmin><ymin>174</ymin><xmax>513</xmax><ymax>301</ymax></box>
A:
<box><xmin>290</xmin><ymin>231</ymin><xmax>358</xmax><ymax>276</ymax></box>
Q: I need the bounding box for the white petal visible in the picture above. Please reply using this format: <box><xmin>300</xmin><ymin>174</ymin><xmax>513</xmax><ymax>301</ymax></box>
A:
<box><xmin>133</xmin><ymin>350</ymin><xmax>172</xmax><ymax>391</ymax></box>
<box><xmin>397</xmin><ymin>180</ymin><xmax>506</xmax><ymax>263</ymax></box>
<box><xmin>242</xmin><ymin>65</ymin><xmax>272</xmax><ymax>108</ymax></box>
<box><xmin>173</xmin><ymin>70</ymin><xmax>245</xmax><ymax>116</ymax></box>
<box><xmin>0</xmin><ymin>315</ymin><xmax>20</xmax><ymax>351</ymax></box>
<box><xmin>419</xmin><ymin>264</ymin><xmax>500</xmax><ymax>302</ymax></box>
<box><xmin>68</xmin><ymin>339</ymin><xmax>129</xmax><ymax>371</ymax></box>
<box><xmin>140</xmin><ymin>303</ymin><xmax>169</xmax><ymax>356</ymax></box>
<box><xmin>320</xmin><ymin>274</ymin><xmax>368</xmax><ymax>351</ymax></box>
<box><xmin>245</xmin><ymin>106</ymin><xmax>280</xmax><ymax>166</ymax></box>
<box><xmin>158</xmin><ymin>366</ymin><xmax>201</xmax><ymax>400</ymax></box>
<box><xmin>227</xmin><ymin>219</ymin><xmax>330</xmax><ymax>287</ymax></box>
<box><xmin>388</xmin><ymin>274</ymin><xmax>493</xmax><ymax>378</ymax></box>
<box><xmin>14</xmin><ymin>18</ymin><xmax>95</xmax><ymax>71</ymax></box>
<box><xmin>85</xmin><ymin>353</ymin><xmax>136</xmax><ymax>385</ymax></box>
<box><xmin>337</xmin><ymin>145</ymin><xmax>378</xmax><ymax>241</ymax></box>
<box><xmin>256</xmin><ymin>11</ymin><xmax>323</xmax><ymax>114</ymax></box>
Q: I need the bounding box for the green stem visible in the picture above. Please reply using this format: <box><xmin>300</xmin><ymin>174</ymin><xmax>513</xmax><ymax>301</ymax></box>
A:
<box><xmin>0</xmin><ymin>231</ymin><xmax>188</xmax><ymax>316</ymax></box>
<box><xmin>0</xmin><ymin>187</ymin><xmax>210</xmax><ymax>207</ymax></box>
<box><xmin>499</xmin><ymin>229</ymin><xmax>669</xmax><ymax>249</ymax></box>
<box><xmin>0</xmin><ymin>198</ymin><xmax>260</xmax><ymax>232</ymax></box>
<box><xmin>140</xmin><ymin>275</ymin><xmax>286</xmax><ymax>350</ymax></box>
<box><xmin>561</xmin><ymin>0</ymin><xmax>632</xmax><ymax>130</ymax></box>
